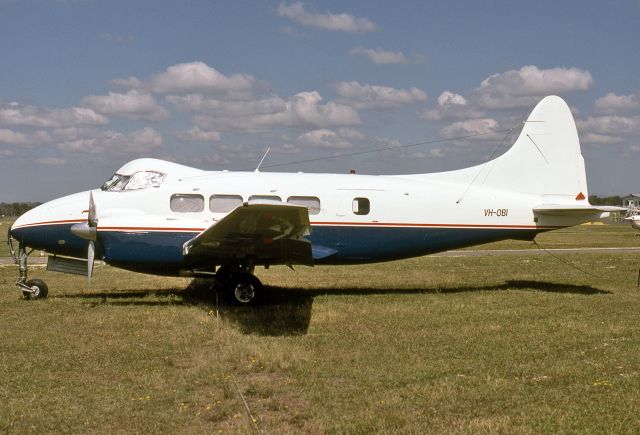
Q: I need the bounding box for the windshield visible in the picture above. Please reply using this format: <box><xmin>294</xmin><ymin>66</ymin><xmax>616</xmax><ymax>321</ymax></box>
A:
<box><xmin>101</xmin><ymin>171</ymin><xmax>165</xmax><ymax>191</ymax></box>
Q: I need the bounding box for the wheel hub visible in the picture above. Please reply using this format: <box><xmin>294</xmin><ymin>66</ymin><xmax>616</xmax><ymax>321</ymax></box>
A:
<box><xmin>234</xmin><ymin>282</ymin><xmax>255</xmax><ymax>304</ymax></box>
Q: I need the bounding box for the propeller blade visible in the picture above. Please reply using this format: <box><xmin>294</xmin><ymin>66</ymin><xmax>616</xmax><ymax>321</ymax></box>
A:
<box><xmin>88</xmin><ymin>191</ymin><xmax>97</xmax><ymax>227</ymax></box>
<box><xmin>88</xmin><ymin>240</ymin><xmax>95</xmax><ymax>286</ymax></box>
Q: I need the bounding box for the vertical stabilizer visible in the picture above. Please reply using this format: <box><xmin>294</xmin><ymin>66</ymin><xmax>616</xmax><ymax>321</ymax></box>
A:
<box><xmin>482</xmin><ymin>95</ymin><xmax>588</xmax><ymax>202</ymax></box>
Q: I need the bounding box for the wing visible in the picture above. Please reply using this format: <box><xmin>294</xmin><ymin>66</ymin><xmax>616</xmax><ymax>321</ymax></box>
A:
<box><xmin>183</xmin><ymin>203</ymin><xmax>313</xmax><ymax>266</ymax></box>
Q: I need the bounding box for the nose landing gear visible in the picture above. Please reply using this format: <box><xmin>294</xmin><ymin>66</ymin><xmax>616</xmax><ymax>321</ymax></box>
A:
<box><xmin>21</xmin><ymin>279</ymin><xmax>49</xmax><ymax>300</ymax></box>
<box><xmin>8</xmin><ymin>236</ymin><xmax>49</xmax><ymax>300</ymax></box>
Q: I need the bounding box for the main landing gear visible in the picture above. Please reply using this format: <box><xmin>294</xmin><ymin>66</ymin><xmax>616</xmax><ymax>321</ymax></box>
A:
<box><xmin>11</xmin><ymin>241</ymin><xmax>49</xmax><ymax>300</ymax></box>
<box><xmin>214</xmin><ymin>265</ymin><xmax>264</xmax><ymax>305</ymax></box>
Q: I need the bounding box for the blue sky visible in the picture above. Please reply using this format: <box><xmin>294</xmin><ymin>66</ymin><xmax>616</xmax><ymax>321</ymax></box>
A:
<box><xmin>1</xmin><ymin>0</ymin><xmax>638</xmax><ymax>201</ymax></box>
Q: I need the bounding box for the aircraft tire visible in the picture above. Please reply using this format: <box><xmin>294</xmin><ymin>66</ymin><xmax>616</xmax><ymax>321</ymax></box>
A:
<box><xmin>23</xmin><ymin>279</ymin><xmax>49</xmax><ymax>300</ymax></box>
<box><xmin>230</xmin><ymin>273</ymin><xmax>263</xmax><ymax>305</ymax></box>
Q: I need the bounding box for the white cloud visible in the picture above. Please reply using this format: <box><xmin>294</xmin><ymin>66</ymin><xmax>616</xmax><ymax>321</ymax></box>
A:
<box><xmin>577</xmin><ymin>115</ymin><xmax>640</xmax><ymax>136</ymax></box>
<box><xmin>297</xmin><ymin>129</ymin><xmax>352</xmax><ymax>148</ymax></box>
<box><xmin>579</xmin><ymin>115</ymin><xmax>640</xmax><ymax>136</ymax></box>
<box><xmin>114</xmin><ymin>62</ymin><xmax>255</xmax><ymax>94</ymax></box>
<box><xmin>167</xmin><ymin>94</ymin><xmax>286</xmax><ymax>115</ymax></box>
<box><xmin>440</xmin><ymin>118</ymin><xmax>498</xmax><ymax>138</ymax></box>
<box><xmin>0</xmin><ymin>129</ymin><xmax>51</xmax><ymax>146</ymax></box>
<box><xmin>576</xmin><ymin>113</ymin><xmax>640</xmax><ymax>152</ymax></box>
<box><xmin>593</xmin><ymin>92</ymin><xmax>640</xmax><ymax>114</ymax></box>
<box><xmin>437</xmin><ymin>91</ymin><xmax>467</xmax><ymax>107</ymax></box>
<box><xmin>82</xmin><ymin>90</ymin><xmax>168</xmax><ymax>121</ymax></box>
<box><xmin>473</xmin><ymin>65</ymin><xmax>593</xmax><ymax>109</ymax></box>
<box><xmin>419</xmin><ymin>91</ymin><xmax>484</xmax><ymax>121</ymax></box>
<box><xmin>277</xmin><ymin>2</ymin><xmax>377</xmax><ymax>33</ymax></box>
<box><xmin>57</xmin><ymin>127</ymin><xmax>162</xmax><ymax>154</ymax></box>
<box><xmin>0</xmin><ymin>104</ymin><xmax>108</xmax><ymax>128</ymax></box>
<box><xmin>176</xmin><ymin>126</ymin><xmax>221</xmax><ymax>142</ymax></box>
<box><xmin>0</xmin><ymin>128</ymin><xmax>28</xmax><ymax>145</ymax></box>
<box><xmin>580</xmin><ymin>133</ymin><xmax>624</xmax><ymax>145</ymax></box>
<box><xmin>350</xmin><ymin>47</ymin><xmax>407</xmax><ymax>64</ymax></box>
<box><xmin>148</xmin><ymin>62</ymin><xmax>254</xmax><ymax>94</ymax></box>
<box><xmin>192</xmin><ymin>91</ymin><xmax>360</xmax><ymax>132</ymax></box>
<box><xmin>51</xmin><ymin>127</ymin><xmax>96</xmax><ymax>142</ymax></box>
<box><xmin>336</xmin><ymin>81</ymin><xmax>427</xmax><ymax>109</ymax></box>
<box><xmin>110</xmin><ymin>62</ymin><xmax>360</xmax><ymax>134</ymax></box>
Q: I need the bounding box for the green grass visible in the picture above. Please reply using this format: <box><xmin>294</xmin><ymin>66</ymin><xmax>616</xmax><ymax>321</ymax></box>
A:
<box><xmin>0</xmin><ymin>217</ymin><xmax>13</xmax><ymax>258</ymax></box>
<box><xmin>471</xmin><ymin>223</ymin><xmax>640</xmax><ymax>250</ymax></box>
<box><xmin>1</xmin><ymin>221</ymin><xmax>640</xmax><ymax>433</ymax></box>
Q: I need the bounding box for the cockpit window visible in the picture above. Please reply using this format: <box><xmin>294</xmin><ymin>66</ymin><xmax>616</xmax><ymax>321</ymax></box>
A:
<box><xmin>101</xmin><ymin>173</ymin><xmax>128</xmax><ymax>191</ymax></box>
<box><xmin>126</xmin><ymin>171</ymin><xmax>165</xmax><ymax>190</ymax></box>
<box><xmin>101</xmin><ymin>171</ymin><xmax>165</xmax><ymax>191</ymax></box>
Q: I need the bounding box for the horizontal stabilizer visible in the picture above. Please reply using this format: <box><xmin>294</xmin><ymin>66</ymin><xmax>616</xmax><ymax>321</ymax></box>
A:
<box><xmin>533</xmin><ymin>204</ymin><xmax>627</xmax><ymax>216</ymax></box>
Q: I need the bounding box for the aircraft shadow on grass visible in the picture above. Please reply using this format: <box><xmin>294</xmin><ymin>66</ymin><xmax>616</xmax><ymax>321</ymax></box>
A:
<box><xmin>56</xmin><ymin>278</ymin><xmax>609</xmax><ymax>336</ymax></box>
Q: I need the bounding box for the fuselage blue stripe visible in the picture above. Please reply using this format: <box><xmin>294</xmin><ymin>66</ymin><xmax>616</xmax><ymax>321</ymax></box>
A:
<box><xmin>11</xmin><ymin>222</ymin><xmax>543</xmax><ymax>274</ymax></box>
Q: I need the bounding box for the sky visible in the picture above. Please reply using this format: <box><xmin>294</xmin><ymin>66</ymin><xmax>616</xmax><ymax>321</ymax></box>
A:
<box><xmin>0</xmin><ymin>0</ymin><xmax>638</xmax><ymax>202</ymax></box>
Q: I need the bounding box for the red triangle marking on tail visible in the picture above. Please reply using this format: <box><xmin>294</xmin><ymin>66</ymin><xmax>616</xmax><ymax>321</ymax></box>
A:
<box><xmin>575</xmin><ymin>192</ymin><xmax>586</xmax><ymax>200</ymax></box>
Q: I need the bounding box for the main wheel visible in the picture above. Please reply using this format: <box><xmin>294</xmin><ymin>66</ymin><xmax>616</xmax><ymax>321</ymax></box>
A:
<box><xmin>23</xmin><ymin>279</ymin><xmax>49</xmax><ymax>300</ymax></box>
<box><xmin>231</xmin><ymin>273</ymin><xmax>263</xmax><ymax>305</ymax></box>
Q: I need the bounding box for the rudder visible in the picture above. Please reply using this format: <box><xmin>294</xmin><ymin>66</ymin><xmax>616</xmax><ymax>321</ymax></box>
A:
<box><xmin>483</xmin><ymin>96</ymin><xmax>588</xmax><ymax>201</ymax></box>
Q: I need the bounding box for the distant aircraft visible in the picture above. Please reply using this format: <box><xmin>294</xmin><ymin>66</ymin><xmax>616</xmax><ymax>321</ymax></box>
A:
<box><xmin>626</xmin><ymin>214</ymin><xmax>640</xmax><ymax>230</ymax></box>
<box><xmin>8</xmin><ymin>96</ymin><xmax>624</xmax><ymax>304</ymax></box>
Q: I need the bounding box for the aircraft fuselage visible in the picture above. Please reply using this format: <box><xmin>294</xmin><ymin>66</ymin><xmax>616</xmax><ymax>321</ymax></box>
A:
<box><xmin>11</xmin><ymin>166</ymin><xmax>576</xmax><ymax>276</ymax></box>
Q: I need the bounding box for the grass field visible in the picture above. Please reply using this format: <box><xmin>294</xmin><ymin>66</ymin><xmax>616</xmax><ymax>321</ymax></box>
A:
<box><xmin>1</xmin><ymin>221</ymin><xmax>640</xmax><ymax>433</ymax></box>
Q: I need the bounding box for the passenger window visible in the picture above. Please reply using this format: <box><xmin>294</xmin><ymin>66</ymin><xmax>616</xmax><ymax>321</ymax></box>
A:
<box><xmin>352</xmin><ymin>197</ymin><xmax>370</xmax><ymax>215</ymax></box>
<box><xmin>170</xmin><ymin>194</ymin><xmax>204</xmax><ymax>212</ymax></box>
<box><xmin>210</xmin><ymin>194</ymin><xmax>243</xmax><ymax>213</ymax></box>
<box><xmin>248</xmin><ymin>195</ymin><xmax>282</xmax><ymax>203</ymax></box>
<box><xmin>287</xmin><ymin>196</ymin><xmax>321</xmax><ymax>215</ymax></box>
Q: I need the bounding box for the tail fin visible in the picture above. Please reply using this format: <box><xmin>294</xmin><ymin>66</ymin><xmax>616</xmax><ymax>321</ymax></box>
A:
<box><xmin>414</xmin><ymin>96</ymin><xmax>626</xmax><ymax>219</ymax></box>
<box><xmin>483</xmin><ymin>95</ymin><xmax>588</xmax><ymax>202</ymax></box>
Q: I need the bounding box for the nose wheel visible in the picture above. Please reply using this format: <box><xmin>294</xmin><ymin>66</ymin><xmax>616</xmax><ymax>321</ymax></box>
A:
<box><xmin>12</xmin><ymin>242</ymin><xmax>49</xmax><ymax>300</ymax></box>
<box><xmin>22</xmin><ymin>279</ymin><xmax>49</xmax><ymax>300</ymax></box>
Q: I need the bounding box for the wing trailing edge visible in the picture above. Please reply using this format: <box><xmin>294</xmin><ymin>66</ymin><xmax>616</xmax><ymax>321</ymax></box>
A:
<box><xmin>183</xmin><ymin>203</ymin><xmax>313</xmax><ymax>266</ymax></box>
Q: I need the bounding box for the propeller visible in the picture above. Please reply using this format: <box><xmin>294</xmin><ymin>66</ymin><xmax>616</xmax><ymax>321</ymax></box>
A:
<box><xmin>70</xmin><ymin>191</ymin><xmax>98</xmax><ymax>286</ymax></box>
<box><xmin>87</xmin><ymin>192</ymin><xmax>97</xmax><ymax>285</ymax></box>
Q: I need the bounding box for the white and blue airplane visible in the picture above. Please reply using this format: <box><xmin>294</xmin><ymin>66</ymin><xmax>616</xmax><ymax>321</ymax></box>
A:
<box><xmin>8</xmin><ymin>96</ymin><xmax>623</xmax><ymax>304</ymax></box>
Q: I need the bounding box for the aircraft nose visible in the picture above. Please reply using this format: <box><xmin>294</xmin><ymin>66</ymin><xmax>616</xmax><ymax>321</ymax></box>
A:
<box><xmin>10</xmin><ymin>191</ymin><xmax>93</xmax><ymax>256</ymax></box>
<box><xmin>10</xmin><ymin>206</ymin><xmax>42</xmax><ymax>241</ymax></box>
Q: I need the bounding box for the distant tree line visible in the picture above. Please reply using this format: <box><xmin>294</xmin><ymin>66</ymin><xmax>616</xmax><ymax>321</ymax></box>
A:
<box><xmin>0</xmin><ymin>202</ymin><xmax>41</xmax><ymax>217</ymax></box>
<box><xmin>588</xmin><ymin>195</ymin><xmax>625</xmax><ymax>206</ymax></box>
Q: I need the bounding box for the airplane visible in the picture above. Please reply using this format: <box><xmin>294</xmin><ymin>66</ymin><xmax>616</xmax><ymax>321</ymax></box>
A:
<box><xmin>626</xmin><ymin>214</ymin><xmax>640</xmax><ymax>230</ymax></box>
<box><xmin>7</xmin><ymin>95</ymin><xmax>625</xmax><ymax>304</ymax></box>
